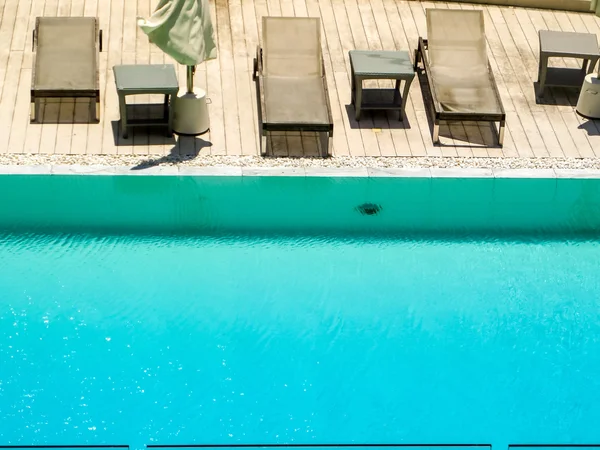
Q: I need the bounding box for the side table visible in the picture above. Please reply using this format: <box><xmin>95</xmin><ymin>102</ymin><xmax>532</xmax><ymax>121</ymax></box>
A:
<box><xmin>113</xmin><ymin>64</ymin><xmax>179</xmax><ymax>139</ymax></box>
<box><xmin>349</xmin><ymin>50</ymin><xmax>415</xmax><ymax>121</ymax></box>
<box><xmin>537</xmin><ymin>30</ymin><xmax>600</xmax><ymax>97</ymax></box>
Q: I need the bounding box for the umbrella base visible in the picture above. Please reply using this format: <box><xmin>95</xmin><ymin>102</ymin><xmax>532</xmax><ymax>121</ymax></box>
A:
<box><xmin>172</xmin><ymin>87</ymin><xmax>210</xmax><ymax>135</ymax></box>
<box><xmin>576</xmin><ymin>73</ymin><xmax>600</xmax><ymax>120</ymax></box>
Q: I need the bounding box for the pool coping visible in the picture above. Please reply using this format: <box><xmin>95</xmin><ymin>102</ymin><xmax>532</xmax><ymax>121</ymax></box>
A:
<box><xmin>1</xmin><ymin>165</ymin><xmax>600</xmax><ymax>178</ymax></box>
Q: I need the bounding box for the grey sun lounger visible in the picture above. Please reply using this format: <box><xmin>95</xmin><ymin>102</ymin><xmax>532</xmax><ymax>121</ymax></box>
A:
<box><xmin>253</xmin><ymin>17</ymin><xmax>334</xmax><ymax>157</ymax></box>
<box><xmin>414</xmin><ymin>9</ymin><xmax>505</xmax><ymax>146</ymax></box>
<box><xmin>31</xmin><ymin>17</ymin><xmax>102</xmax><ymax>123</ymax></box>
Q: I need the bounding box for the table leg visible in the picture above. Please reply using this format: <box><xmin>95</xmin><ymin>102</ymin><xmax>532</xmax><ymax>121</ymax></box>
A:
<box><xmin>400</xmin><ymin>77</ymin><xmax>413</xmax><ymax>121</ymax></box>
<box><xmin>538</xmin><ymin>55</ymin><xmax>549</xmax><ymax>97</ymax></box>
<box><xmin>118</xmin><ymin>93</ymin><xmax>128</xmax><ymax>139</ymax></box>
<box><xmin>350</xmin><ymin>67</ymin><xmax>355</xmax><ymax>105</ymax></box>
<box><xmin>586</xmin><ymin>57</ymin><xmax>599</xmax><ymax>75</ymax></box>
<box><xmin>355</xmin><ymin>76</ymin><xmax>363</xmax><ymax>121</ymax></box>
<box><xmin>582</xmin><ymin>58</ymin><xmax>589</xmax><ymax>73</ymax></box>
<box><xmin>392</xmin><ymin>79</ymin><xmax>400</xmax><ymax>110</ymax></box>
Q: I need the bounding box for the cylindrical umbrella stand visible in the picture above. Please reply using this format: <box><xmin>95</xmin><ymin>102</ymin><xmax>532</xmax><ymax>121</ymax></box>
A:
<box><xmin>173</xmin><ymin>65</ymin><xmax>210</xmax><ymax>135</ymax></box>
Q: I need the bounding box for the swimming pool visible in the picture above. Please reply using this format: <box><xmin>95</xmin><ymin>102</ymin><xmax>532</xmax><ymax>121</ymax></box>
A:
<box><xmin>1</xmin><ymin>175</ymin><xmax>599</xmax><ymax>448</ymax></box>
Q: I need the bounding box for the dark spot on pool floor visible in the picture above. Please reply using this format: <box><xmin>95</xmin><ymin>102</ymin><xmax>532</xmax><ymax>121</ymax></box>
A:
<box><xmin>357</xmin><ymin>203</ymin><xmax>382</xmax><ymax>216</ymax></box>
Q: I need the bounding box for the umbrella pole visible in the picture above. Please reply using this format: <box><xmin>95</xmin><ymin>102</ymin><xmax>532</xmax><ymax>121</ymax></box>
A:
<box><xmin>186</xmin><ymin>65</ymin><xmax>195</xmax><ymax>94</ymax></box>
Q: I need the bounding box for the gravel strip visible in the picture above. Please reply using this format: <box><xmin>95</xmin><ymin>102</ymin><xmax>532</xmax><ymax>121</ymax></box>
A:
<box><xmin>1</xmin><ymin>154</ymin><xmax>600</xmax><ymax>169</ymax></box>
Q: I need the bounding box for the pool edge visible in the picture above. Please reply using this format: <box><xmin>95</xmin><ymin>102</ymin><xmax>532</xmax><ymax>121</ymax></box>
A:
<box><xmin>1</xmin><ymin>165</ymin><xmax>600</xmax><ymax>179</ymax></box>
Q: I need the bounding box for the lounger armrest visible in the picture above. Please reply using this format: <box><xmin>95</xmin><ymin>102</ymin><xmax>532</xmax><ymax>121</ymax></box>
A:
<box><xmin>253</xmin><ymin>45</ymin><xmax>262</xmax><ymax>81</ymax></box>
<box><xmin>322</xmin><ymin>58</ymin><xmax>334</xmax><ymax>136</ymax></box>
<box><xmin>417</xmin><ymin>36</ymin><xmax>441</xmax><ymax>114</ymax></box>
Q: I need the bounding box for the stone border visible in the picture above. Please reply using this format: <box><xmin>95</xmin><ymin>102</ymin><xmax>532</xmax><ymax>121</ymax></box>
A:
<box><xmin>1</xmin><ymin>164</ymin><xmax>600</xmax><ymax>178</ymax></box>
<box><xmin>3</xmin><ymin>154</ymin><xmax>600</xmax><ymax>170</ymax></box>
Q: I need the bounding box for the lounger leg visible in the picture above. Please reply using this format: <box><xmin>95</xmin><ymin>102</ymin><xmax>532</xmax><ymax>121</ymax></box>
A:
<box><xmin>432</xmin><ymin>118</ymin><xmax>440</xmax><ymax>144</ymax></box>
<box><xmin>30</xmin><ymin>98</ymin><xmax>37</xmax><ymax>123</ymax></box>
<box><xmin>118</xmin><ymin>94</ymin><xmax>129</xmax><ymax>139</ymax></box>
<box><xmin>90</xmin><ymin>96</ymin><xmax>99</xmax><ymax>122</ymax></box>
<box><xmin>498</xmin><ymin>120</ymin><xmax>505</xmax><ymax>147</ymax></box>
<box><xmin>354</xmin><ymin>77</ymin><xmax>363</xmax><ymax>121</ymax></box>
<box><xmin>320</xmin><ymin>131</ymin><xmax>330</xmax><ymax>157</ymax></box>
<box><xmin>537</xmin><ymin>55</ymin><xmax>548</xmax><ymax>97</ymax></box>
<box><xmin>260</xmin><ymin>131</ymin><xmax>268</xmax><ymax>157</ymax></box>
<box><xmin>400</xmin><ymin>77</ymin><xmax>413</xmax><ymax>121</ymax></box>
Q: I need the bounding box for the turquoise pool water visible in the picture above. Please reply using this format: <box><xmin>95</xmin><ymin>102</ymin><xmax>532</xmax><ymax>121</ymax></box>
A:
<box><xmin>1</xmin><ymin>176</ymin><xmax>600</xmax><ymax>448</ymax></box>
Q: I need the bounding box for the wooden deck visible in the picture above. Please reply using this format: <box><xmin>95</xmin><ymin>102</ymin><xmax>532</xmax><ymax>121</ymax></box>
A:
<box><xmin>1</xmin><ymin>0</ymin><xmax>600</xmax><ymax>158</ymax></box>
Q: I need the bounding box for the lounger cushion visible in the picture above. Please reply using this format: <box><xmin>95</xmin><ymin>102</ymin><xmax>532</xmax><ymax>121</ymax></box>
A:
<box><xmin>430</xmin><ymin>63</ymin><xmax>502</xmax><ymax>114</ymax></box>
<box><xmin>264</xmin><ymin>76</ymin><xmax>330</xmax><ymax>125</ymax></box>
<box><xmin>35</xmin><ymin>17</ymin><xmax>97</xmax><ymax>92</ymax></box>
<box><xmin>426</xmin><ymin>9</ymin><xmax>503</xmax><ymax>115</ymax></box>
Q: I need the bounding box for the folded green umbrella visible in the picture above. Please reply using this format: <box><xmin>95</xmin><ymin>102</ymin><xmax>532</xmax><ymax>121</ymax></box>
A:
<box><xmin>138</xmin><ymin>0</ymin><xmax>217</xmax><ymax>66</ymax></box>
<box><xmin>592</xmin><ymin>0</ymin><xmax>600</xmax><ymax>16</ymax></box>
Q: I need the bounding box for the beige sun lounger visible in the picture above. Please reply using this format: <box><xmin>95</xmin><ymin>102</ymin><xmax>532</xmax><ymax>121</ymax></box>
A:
<box><xmin>415</xmin><ymin>9</ymin><xmax>505</xmax><ymax>146</ymax></box>
<box><xmin>31</xmin><ymin>17</ymin><xmax>102</xmax><ymax>123</ymax></box>
<box><xmin>253</xmin><ymin>17</ymin><xmax>334</xmax><ymax>157</ymax></box>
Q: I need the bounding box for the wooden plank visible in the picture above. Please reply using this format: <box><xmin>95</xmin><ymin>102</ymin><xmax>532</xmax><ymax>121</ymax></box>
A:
<box><xmin>304</xmin><ymin>0</ymin><xmax>349</xmax><ymax>157</ymax></box>
<box><xmin>513</xmin><ymin>8</ymin><xmax>570</xmax><ymax>110</ymax></box>
<box><xmin>22</xmin><ymin>0</ymin><xmax>45</xmax><ymax>63</ymax></box>
<box><xmin>318</xmin><ymin>0</ymin><xmax>354</xmax><ymax>156</ymax></box>
<box><xmin>279</xmin><ymin>0</ymin><xmax>295</xmax><ymax>16</ymax></box>
<box><xmin>0</xmin><ymin>51</ymin><xmax>24</xmax><ymax>153</ymax></box>
<box><xmin>503</xmin><ymin>7</ymin><xmax>569</xmax><ymax>157</ymax></box>
<box><xmin>57</xmin><ymin>0</ymin><xmax>70</xmax><ymax>16</ymax></box>
<box><xmin>69</xmin><ymin>99</ymin><xmax>90</xmax><ymax>155</ymax></box>
<box><xmin>84</xmin><ymin>0</ymin><xmax>98</xmax><ymax>17</ymax></box>
<box><xmin>407</xmin><ymin>1</ymin><xmax>444</xmax><ymax>155</ymax></box>
<box><xmin>481</xmin><ymin>7</ymin><xmax>541</xmax><ymax>157</ymax></box>
<box><xmin>39</xmin><ymin>102</ymin><xmax>60</xmax><ymax>154</ymax></box>
<box><xmin>571</xmin><ymin>11</ymin><xmax>600</xmax><ymax>155</ymax></box>
<box><xmin>54</xmin><ymin>100</ymin><xmax>74</xmax><ymax>154</ymax></box>
<box><xmin>241</xmin><ymin>0</ymin><xmax>260</xmax><ymax>155</ymax></box>
<box><xmin>340</xmin><ymin>0</ymin><xmax>380</xmax><ymax>156</ymax></box>
<box><xmin>291</xmin><ymin>0</ymin><xmax>308</xmax><ymax>17</ymax></box>
<box><xmin>101</xmin><ymin>0</ymin><xmax>124</xmax><ymax>154</ymax></box>
<box><xmin>71</xmin><ymin>0</ymin><xmax>85</xmax><ymax>15</ymax></box>
<box><xmin>6</xmin><ymin>67</ymin><xmax>31</xmax><ymax>153</ymax></box>
<box><xmin>462</xmin><ymin>3</ymin><xmax>516</xmax><ymax>156</ymax></box>
<box><xmin>241</xmin><ymin>0</ymin><xmax>260</xmax><ymax>69</ymax></box>
<box><xmin>193</xmin><ymin>66</ymin><xmax>212</xmax><ymax>156</ymax></box>
<box><xmin>319</xmin><ymin>0</ymin><xmax>345</xmax><ymax>73</ymax></box>
<box><xmin>229</xmin><ymin>0</ymin><xmax>257</xmax><ymax>155</ymax></box>
<box><xmin>266</xmin><ymin>0</ymin><xmax>282</xmax><ymax>16</ymax></box>
<box><xmin>329</xmin><ymin>0</ymin><xmax>365</xmax><ymax>156</ymax></box>
<box><xmin>10</xmin><ymin>0</ymin><xmax>31</xmax><ymax>51</ymax></box>
<box><xmin>122</xmin><ymin>0</ymin><xmax>137</xmax><ymax>54</ymax></box>
<box><xmin>206</xmin><ymin>0</ymin><xmax>226</xmax><ymax>155</ymax></box>
<box><xmin>216</xmin><ymin>0</ymin><xmax>242</xmax><ymax>155</ymax></box>
<box><xmin>147</xmin><ymin>51</ymin><xmax>172</xmax><ymax>154</ymax></box>
<box><xmin>0</xmin><ymin>0</ymin><xmax>19</xmax><ymax>103</ymax></box>
<box><xmin>370</xmin><ymin>0</ymin><xmax>412</xmax><ymax>156</ymax></box>
<box><xmin>43</xmin><ymin>0</ymin><xmax>58</xmax><ymax>16</ymax></box>
<box><xmin>393</xmin><ymin>0</ymin><xmax>428</xmax><ymax>156</ymax></box>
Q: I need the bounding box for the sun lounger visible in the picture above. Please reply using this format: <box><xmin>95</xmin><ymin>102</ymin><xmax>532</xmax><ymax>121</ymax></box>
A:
<box><xmin>253</xmin><ymin>17</ymin><xmax>333</xmax><ymax>157</ymax></box>
<box><xmin>31</xmin><ymin>17</ymin><xmax>102</xmax><ymax>123</ymax></box>
<box><xmin>414</xmin><ymin>9</ymin><xmax>505</xmax><ymax>146</ymax></box>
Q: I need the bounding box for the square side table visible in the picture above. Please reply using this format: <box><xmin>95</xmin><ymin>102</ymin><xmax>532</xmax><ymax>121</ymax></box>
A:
<box><xmin>349</xmin><ymin>50</ymin><xmax>415</xmax><ymax>121</ymax></box>
<box><xmin>113</xmin><ymin>64</ymin><xmax>179</xmax><ymax>139</ymax></box>
<box><xmin>537</xmin><ymin>30</ymin><xmax>600</xmax><ymax>97</ymax></box>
